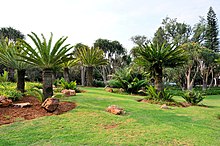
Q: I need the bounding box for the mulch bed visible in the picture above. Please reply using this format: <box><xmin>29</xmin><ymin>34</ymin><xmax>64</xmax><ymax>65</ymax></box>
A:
<box><xmin>0</xmin><ymin>96</ymin><xmax>76</xmax><ymax>126</ymax></box>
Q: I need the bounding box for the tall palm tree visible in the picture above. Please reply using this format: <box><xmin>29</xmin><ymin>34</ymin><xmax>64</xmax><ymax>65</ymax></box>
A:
<box><xmin>136</xmin><ymin>43</ymin><xmax>187</xmax><ymax>96</ymax></box>
<box><xmin>19</xmin><ymin>32</ymin><xmax>73</xmax><ymax>100</ymax></box>
<box><xmin>0</xmin><ymin>38</ymin><xmax>30</xmax><ymax>92</ymax></box>
<box><xmin>75</xmin><ymin>47</ymin><xmax>108</xmax><ymax>86</ymax></box>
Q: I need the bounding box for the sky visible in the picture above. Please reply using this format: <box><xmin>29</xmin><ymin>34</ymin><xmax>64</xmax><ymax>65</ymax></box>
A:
<box><xmin>0</xmin><ymin>0</ymin><xmax>219</xmax><ymax>51</ymax></box>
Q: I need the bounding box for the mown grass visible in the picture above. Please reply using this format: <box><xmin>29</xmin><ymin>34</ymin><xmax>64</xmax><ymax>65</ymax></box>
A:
<box><xmin>0</xmin><ymin>87</ymin><xmax>220</xmax><ymax>145</ymax></box>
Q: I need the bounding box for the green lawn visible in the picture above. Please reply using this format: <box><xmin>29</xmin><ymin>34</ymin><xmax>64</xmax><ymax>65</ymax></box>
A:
<box><xmin>0</xmin><ymin>87</ymin><xmax>220</xmax><ymax>145</ymax></box>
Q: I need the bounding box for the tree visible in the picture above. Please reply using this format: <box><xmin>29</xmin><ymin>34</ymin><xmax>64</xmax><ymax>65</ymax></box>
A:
<box><xmin>153</xmin><ymin>27</ymin><xmax>168</xmax><ymax>47</ymax></box>
<box><xmin>19</xmin><ymin>32</ymin><xmax>73</xmax><ymax>101</ymax></box>
<box><xmin>135</xmin><ymin>43</ymin><xmax>187</xmax><ymax>97</ymax></box>
<box><xmin>0</xmin><ymin>38</ymin><xmax>30</xmax><ymax>92</ymax></box>
<box><xmin>0</xmin><ymin>27</ymin><xmax>25</xmax><ymax>82</ymax></box>
<box><xmin>61</xmin><ymin>59</ymin><xmax>79</xmax><ymax>83</ymax></box>
<box><xmin>205</xmin><ymin>7</ymin><xmax>219</xmax><ymax>52</ymax></box>
<box><xmin>74</xmin><ymin>43</ymin><xmax>89</xmax><ymax>86</ymax></box>
<box><xmin>0</xmin><ymin>27</ymin><xmax>25</xmax><ymax>42</ymax></box>
<box><xmin>75</xmin><ymin>47</ymin><xmax>108</xmax><ymax>86</ymax></box>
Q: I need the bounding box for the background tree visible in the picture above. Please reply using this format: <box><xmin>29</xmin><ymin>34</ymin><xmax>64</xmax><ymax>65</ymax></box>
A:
<box><xmin>94</xmin><ymin>39</ymin><xmax>126</xmax><ymax>84</ymax></box>
<box><xmin>75</xmin><ymin>47</ymin><xmax>108</xmax><ymax>86</ymax></box>
<box><xmin>74</xmin><ymin>43</ymin><xmax>89</xmax><ymax>86</ymax></box>
<box><xmin>0</xmin><ymin>27</ymin><xmax>25</xmax><ymax>82</ymax></box>
<box><xmin>205</xmin><ymin>7</ymin><xmax>219</xmax><ymax>52</ymax></box>
<box><xmin>19</xmin><ymin>32</ymin><xmax>73</xmax><ymax>100</ymax></box>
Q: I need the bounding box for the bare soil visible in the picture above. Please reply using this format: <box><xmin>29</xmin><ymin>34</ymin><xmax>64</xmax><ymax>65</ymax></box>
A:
<box><xmin>0</xmin><ymin>96</ymin><xmax>76</xmax><ymax>126</ymax></box>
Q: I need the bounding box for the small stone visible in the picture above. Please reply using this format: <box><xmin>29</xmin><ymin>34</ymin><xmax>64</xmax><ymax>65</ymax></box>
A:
<box><xmin>105</xmin><ymin>87</ymin><xmax>113</xmax><ymax>93</ymax></box>
<box><xmin>61</xmin><ymin>89</ymin><xmax>76</xmax><ymax>96</ymax></box>
<box><xmin>160</xmin><ymin>104</ymin><xmax>169</xmax><ymax>109</ymax></box>
<box><xmin>0</xmin><ymin>96</ymin><xmax>12</xmax><ymax>107</ymax></box>
<box><xmin>106</xmin><ymin>105</ymin><xmax>124</xmax><ymax>115</ymax></box>
<box><xmin>41</xmin><ymin>98</ymin><xmax>59</xmax><ymax>112</ymax></box>
<box><xmin>13</xmin><ymin>102</ymin><xmax>32</xmax><ymax>108</ymax></box>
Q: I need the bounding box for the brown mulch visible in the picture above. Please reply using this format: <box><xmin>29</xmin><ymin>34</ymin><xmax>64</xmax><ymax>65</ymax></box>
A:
<box><xmin>0</xmin><ymin>96</ymin><xmax>76</xmax><ymax>126</ymax></box>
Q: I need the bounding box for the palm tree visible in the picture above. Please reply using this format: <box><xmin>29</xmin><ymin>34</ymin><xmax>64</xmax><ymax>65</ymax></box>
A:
<box><xmin>75</xmin><ymin>47</ymin><xmax>108</xmax><ymax>86</ymax></box>
<box><xmin>0</xmin><ymin>38</ymin><xmax>30</xmax><ymax>93</ymax></box>
<box><xmin>136</xmin><ymin>43</ymin><xmax>187</xmax><ymax>96</ymax></box>
<box><xmin>19</xmin><ymin>32</ymin><xmax>73</xmax><ymax>101</ymax></box>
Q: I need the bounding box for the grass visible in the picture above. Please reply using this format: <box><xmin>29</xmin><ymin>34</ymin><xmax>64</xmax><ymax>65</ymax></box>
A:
<box><xmin>0</xmin><ymin>87</ymin><xmax>220</xmax><ymax>145</ymax></box>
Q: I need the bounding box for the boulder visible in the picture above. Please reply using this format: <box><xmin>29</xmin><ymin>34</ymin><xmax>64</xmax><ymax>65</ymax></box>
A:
<box><xmin>160</xmin><ymin>104</ymin><xmax>170</xmax><ymax>109</ymax></box>
<box><xmin>61</xmin><ymin>89</ymin><xmax>76</xmax><ymax>96</ymax></box>
<box><xmin>41</xmin><ymin>98</ymin><xmax>59</xmax><ymax>112</ymax></box>
<box><xmin>0</xmin><ymin>96</ymin><xmax>12</xmax><ymax>107</ymax></box>
<box><xmin>106</xmin><ymin>105</ymin><xmax>124</xmax><ymax>115</ymax></box>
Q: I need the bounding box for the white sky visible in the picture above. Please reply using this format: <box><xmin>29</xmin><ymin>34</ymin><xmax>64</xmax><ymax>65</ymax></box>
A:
<box><xmin>0</xmin><ymin>0</ymin><xmax>219</xmax><ymax>51</ymax></box>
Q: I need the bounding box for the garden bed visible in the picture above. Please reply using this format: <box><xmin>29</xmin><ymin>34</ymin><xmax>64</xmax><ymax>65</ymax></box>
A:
<box><xmin>0</xmin><ymin>96</ymin><xmax>76</xmax><ymax>126</ymax></box>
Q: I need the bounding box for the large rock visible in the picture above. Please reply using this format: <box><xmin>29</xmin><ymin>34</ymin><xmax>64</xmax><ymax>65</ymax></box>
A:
<box><xmin>0</xmin><ymin>96</ymin><xmax>12</xmax><ymax>107</ymax></box>
<box><xmin>61</xmin><ymin>89</ymin><xmax>76</xmax><ymax>96</ymax></box>
<box><xmin>41</xmin><ymin>98</ymin><xmax>59</xmax><ymax>112</ymax></box>
<box><xmin>106</xmin><ymin>105</ymin><xmax>124</xmax><ymax>115</ymax></box>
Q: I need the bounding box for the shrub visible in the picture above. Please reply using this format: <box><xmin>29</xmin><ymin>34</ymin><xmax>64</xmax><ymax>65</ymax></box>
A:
<box><xmin>93</xmin><ymin>80</ymin><xmax>105</xmax><ymax>87</ymax></box>
<box><xmin>25</xmin><ymin>88</ymin><xmax>43</xmax><ymax>102</ymax></box>
<box><xmin>108</xmin><ymin>67</ymin><xmax>148</xmax><ymax>94</ymax></box>
<box><xmin>6</xmin><ymin>90</ymin><xmax>23</xmax><ymax>101</ymax></box>
<box><xmin>146</xmin><ymin>85</ymin><xmax>174</xmax><ymax>102</ymax></box>
<box><xmin>59</xmin><ymin>78</ymin><xmax>80</xmax><ymax>93</ymax></box>
<box><xmin>181</xmin><ymin>90</ymin><xmax>205</xmax><ymax>105</ymax></box>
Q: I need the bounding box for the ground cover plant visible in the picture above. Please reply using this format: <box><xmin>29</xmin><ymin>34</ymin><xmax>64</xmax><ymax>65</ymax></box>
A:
<box><xmin>0</xmin><ymin>87</ymin><xmax>219</xmax><ymax>145</ymax></box>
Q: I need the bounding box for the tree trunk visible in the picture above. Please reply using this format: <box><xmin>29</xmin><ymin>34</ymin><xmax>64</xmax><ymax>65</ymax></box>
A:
<box><xmin>202</xmin><ymin>78</ymin><xmax>207</xmax><ymax>91</ymax></box>
<box><xmin>81</xmin><ymin>66</ymin><xmax>85</xmax><ymax>86</ymax></box>
<box><xmin>17</xmin><ymin>69</ymin><xmax>26</xmax><ymax>93</ymax></box>
<box><xmin>63</xmin><ymin>67</ymin><xmax>70</xmax><ymax>83</ymax></box>
<box><xmin>42</xmin><ymin>69</ymin><xmax>53</xmax><ymax>101</ymax></box>
<box><xmin>185</xmin><ymin>66</ymin><xmax>199</xmax><ymax>90</ymax></box>
<box><xmin>86</xmin><ymin>66</ymin><xmax>93</xmax><ymax>86</ymax></box>
<box><xmin>8</xmin><ymin>68</ymin><xmax>15</xmax><ymax>82</ymax></box>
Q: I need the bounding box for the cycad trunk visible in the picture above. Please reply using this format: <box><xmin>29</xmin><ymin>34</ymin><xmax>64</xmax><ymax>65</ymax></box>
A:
<box><xmin>42</xmin><ymin>69</ymin><xmax>53</xmax><ymax>101</ymax></box>
<box><xmin>17</xmin><ymin>69</ymin><xmax>25</xmax><ymax>93</ymax></box>
<box><xmin>155</xmin><ymin>66</ymin><xmax>164</xmax><ymax>97</ymax></box>
<box><xmin>81</xmin><ymin>66</ymin><xmax>85</xmax><ymax>86</ymax></box>
<box><xmin>8</xmin><ymin>67</ymin><xmax>15</xmax><ymax>82</ymax></box>
<box><xmin>63</xmin><ymin>67</ymin><xmax>70</xmax><ymax>83</ymax></box>
<box><xmin>86</xmin><ymin>66</ymin><xmax>93</xmax><ymax>86</ymax></box>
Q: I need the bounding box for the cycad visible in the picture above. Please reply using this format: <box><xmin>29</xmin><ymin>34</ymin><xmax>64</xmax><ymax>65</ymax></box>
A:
<box><xmin>0</xmin><ymin>38</ymin><xmax>31</xmax><ymax>92</ymax></box>
<box><xmin>19</xmin><ymin>32</ymin><xmax>73</xmax><ymax>100</ymax></box>
<box><xmin>136</xmin><ymin>43</ymin><xmax>187</xmax><ymax>98</ymax></box>
<box><xmin>75</xmin><ymin>47</ymin><xmax>108</xmax><ymax>86</ymax></box>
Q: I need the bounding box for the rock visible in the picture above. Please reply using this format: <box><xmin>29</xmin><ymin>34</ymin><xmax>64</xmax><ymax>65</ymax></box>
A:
<box><xmin>61</xmin><ymin>89</ymin><xmax>76</xmax><ymax>96</ymax></box>
<box><xmin>0</xmin><ymin>96</ymin><xmax>12</xmax><ymax>107</ymax></box>
<box><xmin>119</xmin><ymin>88</ymin><xmax>125</xmax><ymax>93</ymax></box>
<box><xmin>105</xmin><ymin>87</ymin><xmax>113</xmax><ymax>93</ymax></box>
<box><xmin>41</xmin><ymin>98</ymin><xmax>59</xmax><ymax>112</ymax></box>
<box><xmin>13</xmin><ymin>102</ymin><xmax>32</xmax><ymax>108</ymax></box>
<box><xmin>160</xmin><ymin>104</ymin><xmax>170</xmax><ymax>109</ymax></box>
<box><xmin>180</xmin><ymin>102</ymin><xmax>192</xmax><ymax>107</ymax></box>
<box><xmin>106</xmin><ymin>105</ymin><xmax>124</xmax><ymax>115</ymax></box>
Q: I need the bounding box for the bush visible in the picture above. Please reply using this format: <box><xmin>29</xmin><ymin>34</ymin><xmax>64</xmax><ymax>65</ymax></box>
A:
<box><xmin>25</xmin><ymin>88</ymin><xmax>43</xmax><ymax>102</ymax></box>
<box><xmin>108</xmin><ymin>67</ymin><xmax>148</xmax><ymax>94</ymax></box>
<box><xmin>6</xmin><ymin>90</ymin><xmax>23</xmax><ymax>101</ymax></box>
<box><xmin>181</xmin><ymin>90</ymin><xmax>205</xmax><ymax>105</ymax></box>
<box><xmin>146</xmin><ymin>85</ymin><xmax>174</xmax><ymax>102</ymax></box>
<box><xmin>93</xmin><ymin>80</ymin><xmax>105</xmax><ymax>87</ymax></box>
